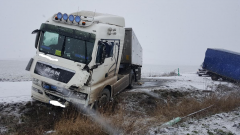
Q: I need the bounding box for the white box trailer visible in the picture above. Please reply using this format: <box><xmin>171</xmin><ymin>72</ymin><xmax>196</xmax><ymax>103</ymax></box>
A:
<box><xmin>120</xmin><ymin>28</ymin><xmax>142</xmax><ymax>80</ymax></box>
<box><xmin>121</xmin><ymin>28</ymin><xmax>142</xmax><ymax>66</ymax></box>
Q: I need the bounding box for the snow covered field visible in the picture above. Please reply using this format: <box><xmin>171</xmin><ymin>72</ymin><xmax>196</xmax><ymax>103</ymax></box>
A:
<box><xmin>0</xmin><ymin>60</ymin><xmax>202</xmax><ymax>104</ymax></box>
<box><xmin>0</xmin><ymin>81</ymin><xmax>32</xmax><ymax>103</ymax></box>
<box><xmin>0</xmin><ymin>60</ymin><xmax>31</xmax><ymax>82</ymax></box>
<box><xmin>0</xmin><ymin>60</ymin><xmax>32</xmax><ymax>103</ymax></box>
<box><xmin>137</xmin><ymin>73</ymin><xmax>235</xmax><ymax>91</ymax></box>
<box><xmin>142</xmin><ymin>64</ymin><xmax>199</xmax><ymax>77</ymax></box>
<box><xmin>0</xmin><ymin>60</ymin><xmax>240</xmax><ymax>134</ymax></box>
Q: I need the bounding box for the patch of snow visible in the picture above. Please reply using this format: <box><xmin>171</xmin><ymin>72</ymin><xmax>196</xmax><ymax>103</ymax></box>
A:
<box><xmin>136</xmin><ymin>73</ymin><xmax>235</xmax><ymax>92</ymax></box>
<box><xmin>45</xmin><ymin>130</ymin><xmax>56</xmax><ymax>134</ymax></box>
<box><xmin>142</xmin><ymin>65</ymin><xmax>199</xmax><ymax>77</ymax></box>
<box><xmin>0</xmin><ymin>81</ymin><xmax>32</xmax><ymax>103</ymax></box>
<box><xmin>0</xmin><ymin>127</ymin><xmax>8</xmax><ymax>134</ymax></box>
<box><xmin>0</xmin><ymin>60</ymin><xmax>31</xmax><ymax>82</ymax></box>
<box><xmin>149</xmin><ymin>108</ymin><xmax>240</xmax><ymax>135</ymax></box>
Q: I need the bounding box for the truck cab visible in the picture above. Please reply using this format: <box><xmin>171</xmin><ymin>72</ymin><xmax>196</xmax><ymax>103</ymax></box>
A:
<box><xmin>26</xmin><ymin>11</ymin><xmax>142</xmax><ymax>108</ymax></box>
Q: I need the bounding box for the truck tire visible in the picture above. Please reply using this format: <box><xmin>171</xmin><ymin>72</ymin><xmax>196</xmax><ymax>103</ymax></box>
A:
<box><xmin>94</xmin><ymin>88</ymin><xmax>110</xmax><ymax>110</ymax></box>
<box><xmin>128</xmin><ymin>74</ymin><xmax>135</xmax><ymax>89</ymax></box>
<box><xmin>211</xmin><ymin>75</ymin><xmax>219</xmax><ymax>81</ymax></box>
<box><xmin>138</xmin><ymin>67</ymin><xmax>141</xmax><ymax>80</ymax></box>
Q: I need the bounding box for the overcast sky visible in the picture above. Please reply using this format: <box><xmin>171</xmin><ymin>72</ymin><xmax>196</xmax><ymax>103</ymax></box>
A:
<box><xmin>0</xmin><ymin>0</ymin><xmax>239</xmax><ymax>65</ymax></box>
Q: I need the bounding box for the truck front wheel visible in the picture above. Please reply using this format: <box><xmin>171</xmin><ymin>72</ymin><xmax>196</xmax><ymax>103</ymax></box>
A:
<box><xmin>94</xmin><ymin>88</ymin><xmax>110</xmax><ymax>110</ymax></box>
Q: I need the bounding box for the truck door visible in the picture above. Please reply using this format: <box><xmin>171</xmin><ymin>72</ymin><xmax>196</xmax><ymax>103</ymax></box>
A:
<box><xmin>91</xmin><ymin>40</ymin><xmax>120</xmax><ymax>85</ymax></box>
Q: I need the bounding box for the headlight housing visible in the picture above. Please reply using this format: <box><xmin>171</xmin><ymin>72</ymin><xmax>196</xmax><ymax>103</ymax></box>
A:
<box><xmin>32</xmin><ymin>78</ymin><xmax>42</xmax><ymax>87</ymax></box>
<box><xmin>32</xmin><ymin>86</ymin><xmax>43</xmax><ymax>94</ymax></box>
<box><xmin>74</xmin><ymin>92</ymin><xmax>88</xmax><ymax>100</ymax></box>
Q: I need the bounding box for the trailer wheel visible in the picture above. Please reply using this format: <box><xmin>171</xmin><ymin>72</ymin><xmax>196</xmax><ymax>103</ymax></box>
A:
<box><xmin>211</xmin><ymin>75</ymin><xmax>219</xmax><ymax>81</ymax></box>
<box><xmin>94</xmin><ymin>88</ymin><xmax>110</xmax><ymax>110</ymax></box>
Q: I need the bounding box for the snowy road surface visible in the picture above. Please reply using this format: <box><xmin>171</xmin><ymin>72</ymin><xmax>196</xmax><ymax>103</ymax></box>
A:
<box><xmin>133</xmin><ymin>73</ymin><xmax>235</xmax><ymax>92</ymax></box>
<box><xmin>0</xmin><ymin>81</ymin><xmax>32</xmax><ymax>103</ymax></box>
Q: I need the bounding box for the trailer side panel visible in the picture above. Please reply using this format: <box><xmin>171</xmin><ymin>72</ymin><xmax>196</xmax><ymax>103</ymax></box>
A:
<box><xmin>121</xmin><ymin>28</ymin><xmax>142</xmax><ymax>66</ymax></box>
<box><xmin>203</xmin><ymin>48</ymin><xmax>240</xmax><ymax>81</ymax></box>
<box><xmin>131</xmin><ymin>29</ymin><xmax>142</xmax><ymax>66</ymax></box>
<box><xmin>121</xmin><ymin>28</ymin><xmax>132</xmax><ymax>64</ymax></box>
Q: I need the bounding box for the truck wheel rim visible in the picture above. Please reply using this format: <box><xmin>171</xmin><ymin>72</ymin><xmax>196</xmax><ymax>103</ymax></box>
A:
<box><xmin>98</xmin><ymin>95</ymin><xmax>108</xmax><ymax>108</ymax></box>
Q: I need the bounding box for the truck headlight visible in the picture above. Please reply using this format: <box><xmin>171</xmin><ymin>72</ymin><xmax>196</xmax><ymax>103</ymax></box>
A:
<box><xmin>74</xmin><ymin>92</ymin><xmax>88</xmax><ymax>100</ymax></box>
<box><xmin>32</xmin><ymin>86</ymin><xmax>43</xmax><ymax>94</ymax></box>
<box><xmin>32</xmin><ymin>78</ymin><xmax>41</xmax><ymax>87</ymax></box>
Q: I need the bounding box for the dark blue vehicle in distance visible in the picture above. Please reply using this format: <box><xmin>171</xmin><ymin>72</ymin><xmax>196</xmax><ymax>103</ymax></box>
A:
<box><xmin>203</xmin><ymin>48</ymin><xmax>240</xmax><ymax>81</ymax></box>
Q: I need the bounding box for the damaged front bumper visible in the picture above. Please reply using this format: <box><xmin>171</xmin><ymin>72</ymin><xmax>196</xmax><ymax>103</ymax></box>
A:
<box><xmin>31</xmin><ymin>83</ymin><xmax>89</xmax><ymax>107</ymax></box>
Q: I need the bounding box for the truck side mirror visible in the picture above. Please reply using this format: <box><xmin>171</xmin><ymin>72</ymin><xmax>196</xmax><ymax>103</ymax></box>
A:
<box><xmin>32</xmin><ymin>29</ymin><xmax>41</xmax><ymax>49</ymax></box>
<box><xmin>96</xmin><ymin>41</ymin><xmax>106</xmax><ymax>64</ymax></box>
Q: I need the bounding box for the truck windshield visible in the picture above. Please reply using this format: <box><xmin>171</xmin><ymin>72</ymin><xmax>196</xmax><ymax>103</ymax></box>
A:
<box><xmin>39</xmin><ymin>31</ymin><xmax>64</xmax><ymax>56</ymax></box>
<box><xmin>39</xmin><ymin>32</ymin><xmax>94</xmax><ymax>64</ymax></box>
<box><xmin>39</xmin><ymin>31</ymin><xmax>94</xmax><ymax>64</ymax></box>
<box><xmin>62</xmin><ymin>37</ymin><xmax>94</xmax><ymax>63</ymax></box>
<box><xmin>38</xmin><ymin>23</ymin><xmax>96</xmax><ymax>64</ymax></box>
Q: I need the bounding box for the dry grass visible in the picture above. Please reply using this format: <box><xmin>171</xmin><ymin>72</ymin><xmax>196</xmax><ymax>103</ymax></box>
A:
<box><xmin>161</xmin><ymin>71</ymin><xmax>178</xmax><ymax>77</ymax></box>
<box><xmin>53</xmin><ymin>113</ymin><xmax>107</xmax><ymax>135</ymax></box>
<box><xmin>4</xmin><ymin>86</ymin><xmax>238</xmax><ymax>134</ymax></box>
<box><xmin>52</xmin><ymin>90</ymin><xmax>240</xmax><ymax>135</ymax></box>
<box><xmin>126</xmin><ymin>92</ymin><xmax>240</xmax><ymax>134</ymax></box>
<box><xmin>147</xmin><ymin>70</ymin><xmax>178</xmax><ymax>77</ymax></box>
<box><xmin>0</xmin><ymin>101</ymin><xmax>65</xmax><ymax>135</ymax></box>
<box><xmin>53</xmin><ymin>96</ymin><xmax>139</xmax><ymax>135</ymax></box>
<box><xmin>53</xmin><ymin>101</ymin><xmax>120</xmax><ymax>135</ymax></box>
<box><xmin>153</xmin><ymin>92</ymin><xmax>240</xmax><ymax>123</ymax></box>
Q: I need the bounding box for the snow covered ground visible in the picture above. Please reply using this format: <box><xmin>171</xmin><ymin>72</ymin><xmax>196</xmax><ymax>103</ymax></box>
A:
<box><xmin>131</xmin><ymin>74</ymin><xmax>240</xmax><ymax>135</ymax></box>
<box><xmin>142</xmin><ymin>64</ymin><xmax>199</xmax><ymax>77</ymax></box>
<box><xmin>0</xmin><ymin>60</ymin><xmax>31</xmax><ymax>82</ymax></box>
<box><xmin>132</xmin><ymin>73</ymin><xmax>236</xmax><ymax>93</ymax></box>
<box><xmin>1</xmin><ymin>73</ymin><xmax>232</xmax><ymax>104</ymax></box>
<box><xmin>0</xmin><ymin>60</ymin><xmax>240</xmax><ymax>134</ymax></box>
<box><xmin>0</xmin><ymin>81</ymin><xmax>32</xmax><ymax>103</ymax></box>
<box><xmin>149</xmin><ymin>108</ymin><xmax>240</xmax><ymax>135</ymax></box>
<box><xmin>0</xmin><ymin>60</ymin><xmax>32</xmax><ymax>103</ymax></box>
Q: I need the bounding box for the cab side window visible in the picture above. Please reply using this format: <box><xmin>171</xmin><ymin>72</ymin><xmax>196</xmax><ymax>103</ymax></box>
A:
<box><xmin>105</xmin><ymin>42</ymin><xmax>113</xmax><ymax>58</ymax></box>
<box><xmin>96</xmin><ymin>44</ymin><xmax>103</xmax><ymax>64</ymax></box>
<box><xmin>96</xmin><ymin>41</ymin><xmax>115</xmax><ymax>64</ymax></box>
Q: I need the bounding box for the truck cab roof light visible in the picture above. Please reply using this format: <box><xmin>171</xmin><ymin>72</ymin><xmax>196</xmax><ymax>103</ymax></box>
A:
<box><xmin>69</xmin><ymin>15</ymin><xmax>74</xmax><ymax>22</ymax></box>
<box><xmin>63</xmin><ymin>13</ymin><xmax>68</xmax><ymax>21</ymax></box>
<box><xmin>57</xmin><ymin>12</ymin><xmax>62</xmax><ymax>19</ymax></box>
<box><xmin>52</xmin><ymin>12</ymin><xmax>95</xmax><ymax>27</ymax></box>
<box><xmin>75</xmin><ymin>16</ymin><xmax>81</xmax><ymax>23</ymax></box>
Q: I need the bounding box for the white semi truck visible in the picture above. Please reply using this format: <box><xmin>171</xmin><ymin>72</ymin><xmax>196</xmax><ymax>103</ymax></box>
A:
<box><xmin>26</xmin><ymin>11</ymin><xmax>142</xmax><ymax>108</ymax></box>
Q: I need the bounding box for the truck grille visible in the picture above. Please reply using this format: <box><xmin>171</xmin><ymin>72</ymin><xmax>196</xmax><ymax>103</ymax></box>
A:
<box><xmin>34</xmin><ymin>62</ymin><xmax>75</xmax><ymax>83</ymax></box>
